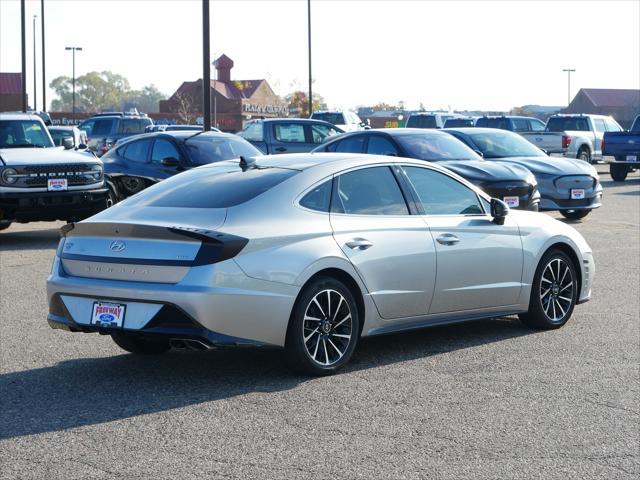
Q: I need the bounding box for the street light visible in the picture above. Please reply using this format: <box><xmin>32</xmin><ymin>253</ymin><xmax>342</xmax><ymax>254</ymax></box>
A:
<box><xmin>202</xmin><ymin>0</ymin><xmax>211</xmax><ymax>132</ymax></box>
<box><xmin>65</xmin><ymin>46</ymin><xmax>82</xmax><ymax>120</ymax></box>
<box><xmin>562</xmin><ymin>68</ymin><xmax>576</xmax><ymax>106</ymax></box>
<box><xmin>33</xmin><ymin>14</ymin><xmax>37</xmax><ymax>111</ymax></box>
<box><xmin>307</xmin><ymin>0</ymin><xmax>312</xmax><ymax>117</ymax></box>
<box><xmin>41</xmin><ymin>0</ymin><xmax>46</xmax><ymax>112</ymax></box>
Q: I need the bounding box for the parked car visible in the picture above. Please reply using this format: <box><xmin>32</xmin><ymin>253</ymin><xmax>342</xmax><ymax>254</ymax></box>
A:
<box><xmin>443</xmin><ymin>117</ymin><xmax>476</xmax><ymax>128</ymax></box>
<box><xmin>144</xmin><ymin>125</ymin><xmax>221</xmax><ymax>133</ymax></box>
<box><xmin>405</xmin><ymin>112</ymin><xmax>460</xmax><ymax>129</ymax></box>
<box><xmin>0</xmin><ymin>113</ymin><xmax>107</xmax><ymax>231</ymax></box>
<box><xmin>310</xmin><ymin>110</ymin><xmax>366</xmax><ymax>131</ymax></box>
<box><xmin>238</xmin><ymin>118</ymin><xmax>343</xmax><ymax>154</ymax></box>
<box><xmin>47</xmin><ymin>153</ymin><xmax>594</xmax><ymax>375</ymax></box>
<box><xmin>602</xmin><ymin>114</ymin><xmax>640</xmax><ymax>181</ymax></box>
<box><xmin>521</xmin><ymin>114</ymin><xmax>623</xmax><ymax>163</ymax></box>
<box><xmin>101</xmin><ymin>130</ymin><xmax>261</xmax><ymax>202</ymax></box>
<box><xmin>445</xmin><ymin>128</ymin><xmax>602</xmax><ymax>220</ymax></box>
<box><xmin>48</xmin><ymin>126</ymin><xmax>89</xmax><ymax>150</ymax></box>
<box><xmin>475</xmin><ymin>116</ymin><xmax>547</xmax><ymax>133</ymax></box>
<box><xmin>312</xmin><ymin>129</ymin><xmax>540</xmax><ymax>210</ymax></box>
<box><xmin>79</xmin><ymin>113</ymin><xmax>154</xmax><ymax>156</ymax></box>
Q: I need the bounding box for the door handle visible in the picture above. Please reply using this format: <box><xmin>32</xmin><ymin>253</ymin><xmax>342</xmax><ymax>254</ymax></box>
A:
<box><xmin>436</xmin><ymin>233</ymin><xmax>460</xmax><ymax>246</ymax></box>
<box><xmin>275</xmin><ymin>147</ymin><xmax>287</xmax><ymax>152</ymax></box>
<box><xmin>345</xmin><ymin>239</ymin><xmax>373</xmax><ymax>250</ymax></box>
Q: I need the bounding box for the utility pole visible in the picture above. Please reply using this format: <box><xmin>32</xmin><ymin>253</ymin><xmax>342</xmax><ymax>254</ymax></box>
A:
<box><xmin>41</xmin><ymin>0</ymin><xmax>46</xmax><ymax>111</ymax></box>
<box><xmin>202</xmin><ymin>0</ymin><xmax>211</xmax><ymax>132</ymax></box>
<box><xmin>21</xmin><ymin>0</ymin><xmax>27</xmax><ymax>112</ymax></box>
<box><xmin>65</xmin><ymin>47</ymin><xmax>82</xmax><ymax>120</ymax></box>
<box><xmin>33</xmin><ymin>14</ymin><xmax>38</xmax><ymax>111</ymax></box>
<box><xmin>307</xmin><ymin>0</ymin><xmax>312</xmax><ymax>117</ymax></box>
<box><xmin>562</xmin><ymin>68</ymin><xmax>576</xmax><ymax>106</ymax></box>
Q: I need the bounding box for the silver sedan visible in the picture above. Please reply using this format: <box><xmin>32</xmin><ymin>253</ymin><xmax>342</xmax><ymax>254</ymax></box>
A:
<box><xmin>47</xmin><ymin>154</ymin><xmax>595</xmax><ymax>374</ymax></box>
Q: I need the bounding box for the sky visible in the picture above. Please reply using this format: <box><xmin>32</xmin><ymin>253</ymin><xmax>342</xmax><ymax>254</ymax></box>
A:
<box><xmin>1</xmin><ymin>0</ymin><xmax>639</xmax><ymax>112</ymax></box>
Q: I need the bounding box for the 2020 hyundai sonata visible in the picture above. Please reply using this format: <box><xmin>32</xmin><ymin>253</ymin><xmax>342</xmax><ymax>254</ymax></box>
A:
<box><xmin>47</xmin><ymin>153</ymin><xmax>594</xmax><ymax>374</ymax></box>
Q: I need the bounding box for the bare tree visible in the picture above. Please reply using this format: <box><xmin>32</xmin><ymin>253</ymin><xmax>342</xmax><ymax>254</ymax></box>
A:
<box><xmin>175</xmin><ymin>93</ymin><xmax>197</xmax><ymax>124</ymax></box>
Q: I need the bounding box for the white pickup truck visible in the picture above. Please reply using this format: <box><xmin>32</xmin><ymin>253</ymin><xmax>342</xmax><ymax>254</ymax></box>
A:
<box><xmin>521</xmin><ymin>114</ymin><xmax>623</xmax><ymax>163</ymax></box>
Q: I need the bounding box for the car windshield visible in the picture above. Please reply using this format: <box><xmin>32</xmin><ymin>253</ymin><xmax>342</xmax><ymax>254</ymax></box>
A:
<box><xmin>406</xmin><ymin>116</ymin><xmax>438</xmax><ymax>128</ymax></box>
<box><xmin>546</xmin><ymin>117</ymin><xmax>590</xmax><ymax>132</ymax></box>
<box><xmin>396</xmin><ymin>133</ymin><xmax>480</xmax><ymax>161</ymax></box>
<box><xmin>49</xmin><ymin>129</ymin><xmax>74</xmax><ymax>146</ymax></box>
<box><xmin>467</xmin><ymin>131</ymin><xmax>546</xmax><ymax>158</ymax></box>
<box><xmin>311</xmin><ymin>113</ymin><xmax>345</xmax><ymax>125</ymax></box>
<box><xmin>0</xmin><ymin>120</ymin><xmax>54</xmax><ymax>148</ymax></box>
<box><xmin>184</xmin><ymin>135</ymin><xmax>262</xmax><ymax>165</ymax></box>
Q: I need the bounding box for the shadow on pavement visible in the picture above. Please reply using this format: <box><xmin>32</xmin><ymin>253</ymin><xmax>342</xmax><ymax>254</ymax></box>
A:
<box><xmin>0</xmin><ymin>317</ymin><xmax>533</xmax><ymax>440</ymax></box>
<box><xmin>0</xmin><ymin>227</ymin><xmax>60</xmax><ymax>252</ymax></box>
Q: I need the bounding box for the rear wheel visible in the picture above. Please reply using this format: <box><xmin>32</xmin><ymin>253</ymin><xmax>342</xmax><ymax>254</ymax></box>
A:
<box><xmin>111</xmin><ymin>334</ymin><xmax>171</xmax><ymax>355</ymax></box>
<box><xmin>577</xmin><ymin>147</ymin><xmax>591</xmax><ymax>163</ymax></box>
<box><xmin>285</xmin><ymin>276</ymin><xmax>360</xmax><ymax>375</ymax></box>
<box><xmin>560</xmin><ymin>209</ymin><xmax>590</xmax><ymax>220</ymax></box>
<box><xmin>519</xmin><ymin>250</ymin><xmax>578</xmax><ymax>329</ymax></box>
<box><xmin>0</xmin><ymin>221</ymin><xmax>11</xmax><ymax>231</ymax></box>
<box><xmin>610</xmin><ymin>163</ymin><xmax>629</xmax><ymax>182</ymax></box>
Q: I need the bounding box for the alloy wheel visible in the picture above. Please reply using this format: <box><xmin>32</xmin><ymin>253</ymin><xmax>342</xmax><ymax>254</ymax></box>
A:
<box><xmin>302</xmin><ymin>289</ymin><xmax>353</xmax><ymax>366</ymax></box>
<box><xmin>539</xmin><ymin>258</ymin><xmax>574</xmax><ymax>323</ymax></box>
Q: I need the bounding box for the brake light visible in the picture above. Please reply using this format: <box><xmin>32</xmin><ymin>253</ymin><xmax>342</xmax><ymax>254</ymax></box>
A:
<box><xmin>562</xmin><ymin>135</ymin><xmax>571</xmax><ymax>149</ymax></box>
<box><xmin>601</xmin><ymin>137</ymin><xmax>605</xmax><ymax>152</ymax></box>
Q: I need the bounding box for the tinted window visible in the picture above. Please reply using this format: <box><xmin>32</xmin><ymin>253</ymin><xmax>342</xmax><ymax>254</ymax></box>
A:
<box><xmin>366</xmin><ymin>136</ymin><xmax>399</xmax><ymax>156</ymax></box>
<box><xmin>466</xmin><ymin>130</ymin><xmax>546</xmax><ymax>158</ymax></box>
<box><xmin>485</xmin><ymin>118</ymin><xmax>509</xmax><ymax>130</ymax></box>
<box><xmin>529</xmin><ymin>119</ymin><xmax>546</xmax><ymax>131</ymax></box>
<box><xmin>126</xmin><ymin>166</ymin><xmax>297</xmax><ymax>208</ymax></box>
<box><xmin>123</xmin><ymin>139</ymin><xmax>151</xmax><ymax>163</ymax></box>
<box><xmin>310</xmin><ymin>124</ymin><xmax>340</xmax><ymax>143</ymax></box>
<box><xmin>546</xmin><ymin>117</ymin><xmax>590</xmax><ymax>132</ymax></box>
<box><xmin>151</xmin><ymin>139</ymin><xmax>181</xmax><ymax>163</ymax></box>
<box><xmin>92</xmin><ymin>119</ymin><xmax>115</xmax><ymax>136</ymax></box>
<box><xmin>593</xmin><ymin>119</ymin><xmax>606</xmax><ymax>132</ymax></box>
<box><xmin>444</xmin><ymin>118</ymin><xmax>475</xmax><ymax>128</ymax></box>
<box><xmin>300</xmin><ymin>180</ymin><xmax>332</xmax><ymax>212</ymax></box>
<box><xmin>273</xmin><ymin>123</ymin><xmax>306</xmax><ymax>143</ymax></box>
<box><xmin>333</xmin><ymin>135</ymin><xmax>365</xmax><ymax>153</ymax></box>
<box><xmin>395</xmin><ymin>133</ymin><xmax>479</xmax><ymax>161</ymax></box>
<box><xmin>119</xmin><ymin>118</ymin><xmax>152</xmax><ymax>134</ymax></box>
<box><xmin>239</xmin><ymin>122</ymin><xmax>264</xmax><ymax>141</ymax></box>
<box><xmin>0</xmin><ymin>120</ymin><xmax>54</xmax><ymax>148</ymax></box>
<box><xmin>332</xmin><ymin>167</ymin><xmax>408</xmax><ymax>215</ymax></box>
<box><xmin>404</xmin><ymin>166</ymin><xmax>483</xmax><ymax>215</ymax></box>
<box><xmin>512</xmin><ymin>118</ymin><xmax>529</xmax><ymax>132</ymax></box>
<box><xmin>184</xmin><ymin>135</ymin><xmax>261</xmax><ymax>165</ymax></box>
<box><xmin>406</xmin><ymin>115</ymin><xmax>438</xmax><ymax>128</ymax></box>
<box><xmin>311</xmin><ymin>112</ymin><xmax>345</xmax><ymax>126</ymax></box>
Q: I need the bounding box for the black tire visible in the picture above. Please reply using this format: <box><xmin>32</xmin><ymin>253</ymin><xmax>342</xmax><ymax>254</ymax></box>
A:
<box><xmin>0</xmin><ymin>221</ymin><xmax>11</xmax><ymax>231</ymax></box>
<box><xmin>111</xmin><ymin>334</ymin><xmax>171</xmax><ymax>355</ymax></box>
<box><xmin>285</xmin><ymin>276</ymin><xmax>360</xmax><ymax>375</ymax></box>
<box><xmin>519</xmin><ymin>249</ymin><xmax>578</xmax><ymax>330</ymax></box>
<box><xmin>610</xmin><ymin>163</ymin><xmax>629</xmax><ymax>182</ymax></box>
<box><xmin>560</xmin><ymin>209</ymin><xmax>591</xmax><ymax>220</ymax></box>
<box><xmin>577</xmin><ymin>147</ymin><xmax>591</xmax><ymax>163</ymax></box>
<box><xmin>106</xmin><ymin>186</ymin><xmax>118</xmax><ymax>208</ymax></box>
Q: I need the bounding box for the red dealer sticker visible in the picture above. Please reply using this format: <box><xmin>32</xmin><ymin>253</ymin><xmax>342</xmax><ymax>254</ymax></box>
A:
<box><xmin>47</xmin><ymin>178</ymin><xmax>68</xmax><ymax>191</ymax></box>
<box><xmin>91</xmin><ymin>302</ymin><xmax>126</xmax><ymax>328</ymax></box>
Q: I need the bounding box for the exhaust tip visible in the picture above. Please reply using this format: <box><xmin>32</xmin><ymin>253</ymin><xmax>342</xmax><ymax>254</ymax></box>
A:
<box><xmin>170</xmin><ymin>338</ymin><xmax>212</xmax><ymax>351</ymax></box>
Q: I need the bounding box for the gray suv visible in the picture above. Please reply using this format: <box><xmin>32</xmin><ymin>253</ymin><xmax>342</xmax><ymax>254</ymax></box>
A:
<box><xmin>79</xmin><ymin>113</ymin><xmax>153</xmax><ymax>156</ymax></box>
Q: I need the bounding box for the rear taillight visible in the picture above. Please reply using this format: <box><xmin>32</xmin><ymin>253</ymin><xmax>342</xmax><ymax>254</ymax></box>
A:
<box><xmin>562</xmin><ymin>135</ymin><xmax>571</xmax><ymax>149</ymax></box>
<box><xmin>601</xmin><ymin>137</ymin><xmax>605</xmax><ymax>152</ymax></box>
<box><xmin>101</xmin><ymin>138</ymin><xmax>114</xmax><ymax>154</ymax></box>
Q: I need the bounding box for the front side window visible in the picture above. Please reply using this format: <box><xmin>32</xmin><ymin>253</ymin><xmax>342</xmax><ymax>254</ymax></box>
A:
<box><xmin>366</xmin><ymin>136</ymin><xmax>399</xmax><ymax>156</ymax></box>
<box><xmin>310</xmin><ymin>124</ymin><xmax>339</xmax><ymax>143</ymax></box>
<box><xmin>300</xmin><ymin>179</ymin><xmax>332</xmax><ymax>212</ymax></box>
<box><xmin>122</xmin><ymin>139</ymin><xmax>152</xmax><ymax>163</ymax></box>
<box><xmin>151</xmin><ymin>139</ymin><xmax>181</xmax><ymax>163</ymax></box>
<box><xmin>512</xmin><ymin>119</ymin><xmax>529</xmax><ymax>132</ymax></box>
<box><xmin>332</xmin><ymin>166</ymin><xmax>408</xmax><ymax>215</ymax></box>
<box><xmin>529</xmin><ymin>119</ymin><xmax>546</xmax><ymax>131</ymax></box>
<box><xmin>403</xmin><ymin>166</ymin><xmax>483</xmax><ymax>215</ymax></box>
<box><xmin>273</xmin><ymin>123</ymin><xmax>306</xmax><ymax>143</ymax></box>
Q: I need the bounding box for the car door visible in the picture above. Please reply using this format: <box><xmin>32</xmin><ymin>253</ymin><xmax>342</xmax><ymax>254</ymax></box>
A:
<box><xmin>401</xmin><ymin>165</ymin><xmax>523</xmax><ymax>314</ymax></box>
<box><xmin>149</xmin><ymin>137</ymin><xmax>185</xmax><ymax>179</ymax></box>
<box><xmin>270</xmin><ymin>122</ymin><xmax>313</xmax><ymax>153</ymax></box>
<box><xmin>330</xmin><ymin>165</ymin><xmax>437</xmax><ymax>319</ymax></box>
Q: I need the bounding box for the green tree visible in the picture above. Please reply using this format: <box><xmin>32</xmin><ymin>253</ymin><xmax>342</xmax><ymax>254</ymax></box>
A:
<box><xmin>285</xmin><ymin>91</ymin><xmax>324</xmax><ymax>118</ymax></box>
<box><xmin>371</xmin><ymin>102</ymin><xmax>398</xmax><ymax>111</ymax></box>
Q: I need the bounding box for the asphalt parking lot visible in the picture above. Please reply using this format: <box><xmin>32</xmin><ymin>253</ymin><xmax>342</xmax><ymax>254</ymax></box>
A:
<box><xmin>0</xmin><ymin>165</ymin><xmax>638</xmax><ymax>479</ymax></box>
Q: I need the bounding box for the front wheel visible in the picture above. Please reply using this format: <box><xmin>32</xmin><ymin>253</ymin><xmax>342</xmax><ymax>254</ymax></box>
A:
<box><xmin>285</xmin><ymin>277</ymin><xmax>360</xmax><ymax>375</ymax></box>
<box><xmin>519</xmin><ymin>250</ymin><xmax>578</xmax><ymax>329</ymax></box>
<box><xmin>560</xmin><ymin>209</ymin><xmax>590</xmax><ymax>220</ymax></box>
<box><xmin>610</xmin><ymin>163</ymin><xmax>629</xmax><ymax>182</ymax></box>
<box><xmin>0</xmin><ymin>221</ymin><xmax>11</xmax><ymax>231</ymax></box>
<box><xmin>111</xmin><ymin>334</ymin><xmax>171</xmax><ymax>355</ymax></box>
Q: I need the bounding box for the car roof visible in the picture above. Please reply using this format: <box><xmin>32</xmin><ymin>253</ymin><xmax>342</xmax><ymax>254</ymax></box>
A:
<box><xmin>443</xmin><ymin>127</ymin><xmax>514</xmax><ymax>135</ymax></box>
<box><xmin>0</xmin><ymin>112</ymin><xmax>42</xmax><ymax>121</ymax></box>
<box><xmin>257</xmin><ymin>118</ymin><xmax>333</xmax><ymax>124</ymax></box>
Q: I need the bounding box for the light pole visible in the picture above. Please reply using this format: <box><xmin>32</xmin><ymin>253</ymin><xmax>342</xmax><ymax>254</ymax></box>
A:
<box><xmin>562</xmin><ymin>68</ymin><xmax>576</xmax><ymax>106</ymax></box>
<box><xmin>65</xmin><ymin>47</ymin><xmax>82</xmax><ymax>120</ymax></box>
<box><xmin>202</xmin><ymin>0</ymin><xmax>211</xmax><ymax>132</ymax></box>
<box><xmin>21</xmin><ymin>0</ymin><xmax>26</xmax><ymax>112</ymax></box>
<box><xmin>33</xmin><ymin>14</ymin><xmax>37</xmax><ymax>111</ymax></box>
<box><xmin>41</xmin><ymin>0</ymin><xmax>46</xmax><ymax>111</ymax></box>
<box><xmin>307</xmin><ymin>0</ymin><xmax>312</xmax><ymax>117</ymax></box>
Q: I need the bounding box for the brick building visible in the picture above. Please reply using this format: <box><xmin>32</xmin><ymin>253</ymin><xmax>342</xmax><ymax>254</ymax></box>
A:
<box><xmin>0</xmin><ymin>72</ymin><xmax>25</xmax><ymax>112</ymax></box>
<box><xmin>159</xmin><ymin>54</ymin><xmax>288</xmax><ymax>132</ymax></box>
<box><xmin>562</xmin><ymin>88</ymin><xmax>640</xmax><ymax>129</ymax></box>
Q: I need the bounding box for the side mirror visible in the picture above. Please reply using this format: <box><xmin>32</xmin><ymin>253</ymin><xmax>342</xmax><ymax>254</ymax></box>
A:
<box><xmin>161</xmin><ymin>156</ymin><xmax>180</xmax><ymax>167</ymax></box>
<box><xmin>490</xmin><ymin>198</ymin><xmax>509</xmax><ymax>225</ymax></box>
<box><xmin>62</xmin><ymin>137</ymin><xmax>74</xmax><ymax>149</ymax></box>
<box><xmin>474</xmin><ymin>149</ymin><xmax>484</xmax><ymax>157</ymax></box>
<box><xmin>540</xmin><ymin>148</ymin><xmax>548</xmax><ymax>155</ymax></box>
<box><xmin>77</xmin><ymin>143</ymin><xmax>88</xmax><ymax>150</ymax></box>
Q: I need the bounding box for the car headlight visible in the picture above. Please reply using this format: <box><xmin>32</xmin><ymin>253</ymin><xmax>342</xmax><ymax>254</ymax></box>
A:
<box><xmin>1</xmin><ymin>168</ymin><xmax>18</xmax><ymax>184</ymax></box>
<box><xmin>89</xmin><ymin>165</ymin><xmax>103</xmax><ymax>180</ymax></box>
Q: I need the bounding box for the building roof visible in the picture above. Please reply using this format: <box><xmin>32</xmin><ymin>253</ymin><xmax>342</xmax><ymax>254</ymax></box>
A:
<box><xmin>0</xmin><ymin>72</ymin><xmax>22</xmax><ymax>95</ymax></box>
<box><xmin>212</xmin><ymin>79</ymin><xmax>264</xmax><ymax>99</ymax></box>
<box><xmin>579</xmin><ymin>88</ymin><xmax>640</xmax><ymax>108</ymax></box>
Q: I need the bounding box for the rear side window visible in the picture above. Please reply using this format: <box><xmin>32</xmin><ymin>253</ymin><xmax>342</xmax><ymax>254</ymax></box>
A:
<box><xmin>332</xmin><ymin>166</ymin><xmax>408</xmax><ymax>215</ymax></box>
<box><xmin>511</xmin><ymin>119</ymin><xmax>529</xmax><ymax>132</ymax></box>
<box><xmin>126</xmin><ymin>167</ymin><xmax>298</xmax><ymax>208</ymax></box>
<box><xmin>310</xmin><ymin>124</ymin><xmax>339</xmax><ymax>144</ymax></box>
<box><xmin>92</xmin><ymin>119</ymin><xmax>115</xmax><ymax>136</ymax></box>
<box><xmin>300</xmin><ymin>180</ymin><xmax>332</xmax><ymax>212</ymax></box>
<box><xmin>119</xmin><ymin>118</ymin><xmax>151</xmax><ymax>134</ymax></box>
<box><xmin>593</xmin><ymin>119</ymin><xmax>606</xmax><ymax>132</ymax></box>
<box><xmin>122</xmin><ymin>139</ymin><xmax>151</xmax><ymax>163</ymax></box>
<box><xmin>273</xmin><ymin>123</ymin><xmax>306</xmax><ymax>143</ymax></box>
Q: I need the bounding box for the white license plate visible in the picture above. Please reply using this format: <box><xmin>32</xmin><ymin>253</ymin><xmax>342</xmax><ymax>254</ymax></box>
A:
<box><xmin>626</xmin><ymin>155</ymin><xmax>637</xmax><ymax>162</ymax></box>
<box><xmin>571</xmin><ymin>189</ymin><xmax>585</xmax><ymax>200</ymax></box>
<box><xmin>91</xmin><ymin>302</ymin><xmax>126</xmax><ymax>328</ymax></box>
<box><xmin>47</xmin><ymin>178</ymin><xmax>68</xmax><ymax>191</ymax></box>
<box><xmin>503</xmin><ymin>196</ymin><xmax>519</xmax><ymax>208</ymax></box>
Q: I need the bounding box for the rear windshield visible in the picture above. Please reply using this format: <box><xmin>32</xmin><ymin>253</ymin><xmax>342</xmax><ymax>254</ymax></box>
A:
<box><xmin>396</xmin><ymin>133</ymin><xmax>479</xmax><ymax>161</ymax></box>
<box><xmin>80</xmin><ymin>118</ymin><xmax>116</xmax><ymax>136</ymax></box>
<box><xmin>118</xmin><ymin>118</ymin><xmax>153</xmax><ymax>134</ymax></box>
<box><xmin>476</xmin><ymin>118</ymin><xmax>509</xmax><ymax>129</ymax></box>
<box><xmin>444</xmin><ymin>118</ymin><xmax>475</xmax><ymax>128</ymax></box>
<box><xmin>184</xmin><ymin>135</ymin><xmax>262</xmax><ymax>165</ymax></box>
<box><xmin>406</xmin><ymin>115</ymin><xmax>438</xmax><ymax>129</ymax></box>
<box><xmin>311</xmin><ymin>113</ymin><xmax>345</xmax><ymax>126</ymax></box>
<box><xmin>546</xmin><ymin>117</ymin><xmax>590</xmax><ymax>132</ymax></box>
<box><xmin>0</xmin><ymin>119</ymin><xmax>54</xmax><ymax>148</ymax></box>
<box><xmin>125</xmin><ymin>165</ymin><xmax>298</xmax><ymax>208</ymax></box>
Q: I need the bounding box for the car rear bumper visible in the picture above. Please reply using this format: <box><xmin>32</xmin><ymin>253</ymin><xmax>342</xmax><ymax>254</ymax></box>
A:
<box><xmin>0</xmin><ymin>188</ymin><xmax>108</xmax><ymax>222</ymax></box>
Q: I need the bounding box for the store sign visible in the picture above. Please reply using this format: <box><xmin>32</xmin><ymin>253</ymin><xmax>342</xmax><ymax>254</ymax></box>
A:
<box><xmin>242</xmin><ymin>103</ymin><xmax>289</xmax><ymax>116</ymax></box>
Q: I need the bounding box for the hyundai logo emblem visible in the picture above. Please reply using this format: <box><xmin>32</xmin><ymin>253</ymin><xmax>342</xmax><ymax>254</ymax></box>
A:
<box><xmin>109</xmin><ymin>240</ymin><xmax>126</xmax><ymax>252</ymax></box>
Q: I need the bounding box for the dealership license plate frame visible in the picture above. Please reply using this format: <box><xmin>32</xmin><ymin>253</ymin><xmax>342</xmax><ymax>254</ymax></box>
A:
<box><xmin>47</xmin><ymin>178</ymin><xmax>68</xmax><ymax>192</ymax></box>
<box><xmin>626</xmin><ymin>155</ymin><xmax>637</xmax><ymax>162</ymax></box>
<box><xmin>570</xmin><ymin>188</ymin><xmax>585</xmax><ymax>200</ymax></box>
<box><xmin>91</xmin><ymin>301</ymin><xmax>126</xmax><ymax>328</ymax></box>
<box><xmin>503</xmin><ymin>196</ymin><xmax>519</xmax><ymax>208</ymax></box>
